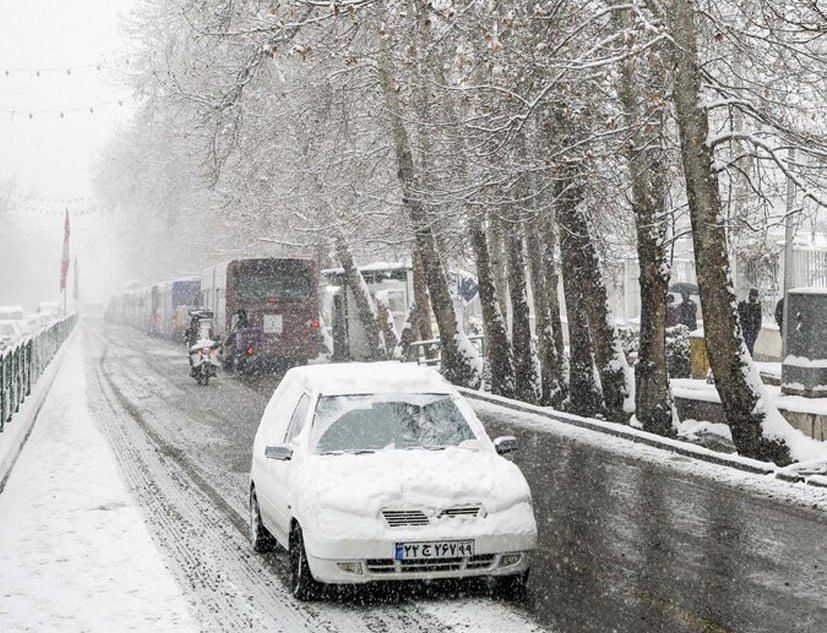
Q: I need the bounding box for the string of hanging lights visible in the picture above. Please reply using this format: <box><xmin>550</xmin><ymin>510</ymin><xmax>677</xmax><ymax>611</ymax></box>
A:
<box><xmin>1</xmin><ymin>203</ymin><xmax>105</xmax><ymax>217</ymax></box>
<box><xmin>0</xmin><ymin>54</ymin><xmax>133</xmax><ymax>78</ymax></box>
<box><xmin>0</xmin><ymin>95</ymin><xmax>132</xmax><ymax>120</ymax></box>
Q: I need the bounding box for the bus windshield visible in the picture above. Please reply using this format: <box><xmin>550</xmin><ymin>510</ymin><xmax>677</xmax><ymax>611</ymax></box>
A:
<box><xmin>237</xmin><ymin>259</ymin><xmax>312</xmax><ymax>304</ymax></box>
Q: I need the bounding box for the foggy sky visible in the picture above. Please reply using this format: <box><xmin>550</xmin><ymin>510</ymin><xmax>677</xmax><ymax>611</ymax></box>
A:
<box><xmin>0</xmin><ymin>0</ymin><xmax>135</xmax><ymax>310</ymax></box>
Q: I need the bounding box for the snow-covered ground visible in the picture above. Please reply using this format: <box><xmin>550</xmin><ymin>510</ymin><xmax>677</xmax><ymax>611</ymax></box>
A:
<box><xmin>673</xmin><ymin>377</ymin><xmax>827</xmax><ymax>417</ymax></box>
<box><xmin>0</xmin><ymin>337</ymin><xmax>196</xmax><ymax>633</ymax></box>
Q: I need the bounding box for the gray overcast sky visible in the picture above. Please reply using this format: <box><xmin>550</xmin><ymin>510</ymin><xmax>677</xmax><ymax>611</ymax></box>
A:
<box><xmin>0</xmin><ymin>0</ymin><xmax>137</xmax><ymax>309</ymax></box>
<box><xmin>0</xmin><ymin>0</ymin><xmax>136</xmax><ymax>198</ymax></box>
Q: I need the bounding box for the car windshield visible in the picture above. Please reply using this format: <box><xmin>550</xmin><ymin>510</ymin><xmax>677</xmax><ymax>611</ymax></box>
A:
<box><xmin>310</xmin><ymin>393</ymin><xmax>476</xmax><ymax>454</ymax></box>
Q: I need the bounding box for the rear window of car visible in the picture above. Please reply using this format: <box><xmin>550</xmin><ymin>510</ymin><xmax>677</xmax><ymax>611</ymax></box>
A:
<box><xmin>310</xmin><ymin>393</ymin><xmax>475</xmax><ymax>454</ymax></box>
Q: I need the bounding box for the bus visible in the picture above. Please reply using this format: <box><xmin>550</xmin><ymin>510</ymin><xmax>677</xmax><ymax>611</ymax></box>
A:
<box><xmin>156</xmin><ymin>277</ymin><xmax>201</xmax><ymax>339</ymax></box>
<box><xmin>199</xmin><ymin>258</ymin><xmax>320</xmax><ymax>369</ymax></box>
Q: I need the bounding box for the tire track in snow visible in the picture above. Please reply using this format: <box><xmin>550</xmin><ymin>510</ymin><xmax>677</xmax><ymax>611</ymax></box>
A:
<box><xmin>84</xmin><ymin>323</ymin><xmax>551</xmax><ymax>633</ymax></box>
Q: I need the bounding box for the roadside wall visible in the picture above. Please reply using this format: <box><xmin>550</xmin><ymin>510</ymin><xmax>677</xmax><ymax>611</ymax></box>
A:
<box><xmin>0</xmin><ymin>325</ymin><xmax>77</xmax><ymax>491</ymax></box>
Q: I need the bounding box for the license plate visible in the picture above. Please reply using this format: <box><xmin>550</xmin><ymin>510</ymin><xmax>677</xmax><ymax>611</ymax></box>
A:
<box><xmin>263</xmin><ymin>314</ymin><xmax>283</xmax><ymax>334</ymax></box>
<box><xmin>394</xmin><ymin>540</ymin><xmax>474</xmax><ymax>561</ymax></box>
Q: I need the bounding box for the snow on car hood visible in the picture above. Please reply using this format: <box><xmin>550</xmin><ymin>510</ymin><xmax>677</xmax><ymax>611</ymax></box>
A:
<box><xmin>292</xmin><ymin>446</ymin><xmax>532</xmax><ymax>528</ymax></box>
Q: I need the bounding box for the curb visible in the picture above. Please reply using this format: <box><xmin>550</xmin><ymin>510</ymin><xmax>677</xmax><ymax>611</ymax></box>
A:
<box><xmin>458</xmin><ymin>387</ymin><xmax>827</xmax><ymax>490</ymax></box>
<box><xmin>0</xmin><ymin>326</ymin><xmax>78</xmax><ymax>493</ymax></box>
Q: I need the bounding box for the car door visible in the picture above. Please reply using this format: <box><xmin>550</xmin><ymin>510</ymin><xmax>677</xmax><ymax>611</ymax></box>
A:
<box><xmin>269</xmin><ymin>392</ymin><xmax>311</xmax><ymax>539</ymax></box>
<box><xmin>253</xmin><ymin>378</ymin><xmax>298</xmax><ymax>541</ymax></box>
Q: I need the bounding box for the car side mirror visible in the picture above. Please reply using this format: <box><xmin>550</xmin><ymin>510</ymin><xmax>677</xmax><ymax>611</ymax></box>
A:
<box><xmin>493</xmin><ymin>435</ymin><xmax>518</xmax><ymax>456</ymax></box>
<box><xmin>265</xmin><ymin>444</ymin><xmax>293</xmax><ymax>461</ymax></box>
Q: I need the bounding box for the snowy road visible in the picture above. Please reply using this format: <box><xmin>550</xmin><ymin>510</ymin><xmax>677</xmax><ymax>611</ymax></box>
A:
<box><xmin>82</xmin><ymin>319</ymin><xmax>546</xmax><ymax>633</ymax></box>
<box><xmin>82</xmin><ymin>317</ymin><xmax>826</xmax><ymax>633</ymax></box>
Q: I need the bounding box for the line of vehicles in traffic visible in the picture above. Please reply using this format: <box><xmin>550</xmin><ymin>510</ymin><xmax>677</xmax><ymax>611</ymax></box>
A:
<box><xmin>106</xmin><ymin>256</ymin><xmax>538</xmax><ymax>599</ymax></box>
<box><xmin>105</xmin><ymin>257</ymin><xmax>323</xmax><ymax>383</ymax></box>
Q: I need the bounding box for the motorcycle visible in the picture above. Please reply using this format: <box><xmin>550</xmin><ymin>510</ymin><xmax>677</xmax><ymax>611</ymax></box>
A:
<box><xmin>186</xmin><ymin>310</ymin><xmax>221</xmax><ymax>386</ymax></box>
<box><xmin>190</xmin><ymin>338</ymin><xmax>221</xmax><ymax>385</ymax></box>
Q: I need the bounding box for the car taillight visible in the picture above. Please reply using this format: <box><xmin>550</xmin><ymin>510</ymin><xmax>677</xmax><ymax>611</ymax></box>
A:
<box><xmin>246</xmin><ymin>347</ymin><xmax>255</xmax><ymax>356</ymax></box>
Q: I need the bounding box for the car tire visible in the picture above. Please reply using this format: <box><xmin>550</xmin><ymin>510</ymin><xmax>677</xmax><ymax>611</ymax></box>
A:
<box><xmin>249</xmin><ymin>489</ymin><xmax>275</xmax><ymax>553</ymax></box>
<box><xmin>289</xmin><ymin>523</ymin><xmax>322</xmax><ymax>601</ymax></box>
<box><xmin>493</xmin><ymin>569</ymin><xmax>529</xmax><ymax>601</ymax></box>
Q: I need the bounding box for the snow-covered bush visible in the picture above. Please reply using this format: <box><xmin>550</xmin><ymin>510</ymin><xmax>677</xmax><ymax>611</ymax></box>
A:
<box><xmin>666</xmin><ymin>325</ymin><xmax>690</xmax><ymax>379</ymax></box>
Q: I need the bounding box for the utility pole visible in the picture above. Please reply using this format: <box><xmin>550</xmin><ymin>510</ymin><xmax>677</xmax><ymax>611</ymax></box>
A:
<box><xmin>781</xmin><ymin>149</ymin><xmax>796</xmax><ymax>358</ymax></box>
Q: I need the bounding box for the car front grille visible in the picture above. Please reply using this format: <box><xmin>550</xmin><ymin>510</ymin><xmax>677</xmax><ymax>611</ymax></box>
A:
<box><xmin>365</xmin><ymin>554</ymin><xmax>496</xmax><ymax>574</ymax></box>
<box><xmin>381</xmin><ymin>509</ymin><xmax>430</xmax><ymax>527</ymax></box>
<box><xmin>381</xmin><ymin>504</ymin><xmax>483</xmax><ymax>527</ymax></box>
<box><xmin>438</xmin><ymin>505</ymin><xmax>482</xmax><ymax>519</ymax></box>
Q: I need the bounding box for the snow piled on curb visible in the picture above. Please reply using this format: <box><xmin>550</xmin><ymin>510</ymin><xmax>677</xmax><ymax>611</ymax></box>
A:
<box><xmin>0</xmin><ymin>327</ymin><xmax>76</xmax><ymax>490</ymax></box>
<box><xmin>0</xmin><ymin>335</ymin><xmax>197</xmax><ymax>633</ymax></box>
<box><xmin>461</xmin><ymin>389</ymin><xmax>827</xmax><ymax>508</ymax></box>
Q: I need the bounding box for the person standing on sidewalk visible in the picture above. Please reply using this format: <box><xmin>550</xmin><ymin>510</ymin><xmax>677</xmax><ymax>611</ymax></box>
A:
<box><xmin>738</xmin><ymin>288</ymin><xmax>763</xmax><ymax>356</ymax></box>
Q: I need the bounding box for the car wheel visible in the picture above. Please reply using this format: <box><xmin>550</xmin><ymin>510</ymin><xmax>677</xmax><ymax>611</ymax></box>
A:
<box><xmin>493</xmin><ymin>569</ymin><xmax>529</xmax><ymax>601</ymax></box>
<box><xmin>289</xmin><ymin>523</ymin><xmax>322</xmax><ymax>601</ymax></box>
<box><xmin>249</xmin><ymin>489</ymin><xmax>275</xmax><ymax>553</ymax></box>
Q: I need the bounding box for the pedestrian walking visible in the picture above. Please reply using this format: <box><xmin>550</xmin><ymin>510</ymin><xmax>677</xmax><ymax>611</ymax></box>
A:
<box><xmin>737</xmin><ymin>288</ymin><xmax>763</xmax><ymax>356</ymax></box>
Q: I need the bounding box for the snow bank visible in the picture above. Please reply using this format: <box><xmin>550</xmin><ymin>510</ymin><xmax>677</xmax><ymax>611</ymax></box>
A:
<box><xmin>783</xmin><ymin>355</ymin><xmax>827</xmax><ymax>368</ymax></box>
<box><xmin>464</xmin><ymin>393</ymin><xmax>827</xmax><ymax>508</ymax></box>
<box><xmin>740</xmin><ymin>345</ymin><xmax>827</xmax><ymax>463</ymax></box>
<box><xmin>0</xmin><ymin>337</ymin><xmax>196</xmax><ymax>632</ymax></box>
<box><xmin>0</xmin><ymin>327</ymin><xmax>75</xmax><ymax>489</ymax></box>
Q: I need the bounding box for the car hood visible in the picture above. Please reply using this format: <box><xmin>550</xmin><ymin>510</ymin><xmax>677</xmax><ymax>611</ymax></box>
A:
<box><xmin>291</xmin><ymin>446</ymin><xmax>532</xmax><ymax>521</ymax></box>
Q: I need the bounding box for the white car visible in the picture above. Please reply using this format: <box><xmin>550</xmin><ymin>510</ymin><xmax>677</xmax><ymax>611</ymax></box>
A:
<box><xmin>249</xmin><ymin>362</ymin><xmax>537</xmax><ymax>601</ymax></box>
<box><xmin>0</xmin><ymin>320</ymin><xmax>24</xmax><ymax>349</ymax></box>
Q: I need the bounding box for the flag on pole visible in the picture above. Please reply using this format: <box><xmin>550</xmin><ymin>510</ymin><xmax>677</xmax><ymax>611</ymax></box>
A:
<box><xmin>60</xmin><ymin>209</ymin><xmax>70</xmax><ymax>292</ymax></box>
<box><xmin>73</xmin><ymin>255</ymin><xmax>80</xmax><ymax>302</ymax></box>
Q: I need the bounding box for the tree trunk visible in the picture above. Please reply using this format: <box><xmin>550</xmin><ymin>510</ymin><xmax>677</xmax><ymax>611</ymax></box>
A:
<box><xmin>393</xmin><ymin>301</ymin><xmax>420</xmax><ymax>361</ymax></box>
<box><xmin>411</xmin><ymin>247</ymin><xmax>433</xmax><ymax>342</ymax></box>
<box><xmin>505</xmin><ymin>219</ymin><xmax>541</xmax><ymax>403</ymax></box>
<box><xmin>617</xmin><ymin>12</ymin><xmax>674</xmax><ymax>436</ymax></box>
<box><xmin>469</xmin><ymin>218</ymin><xmax>516</xmax><ymax>397</ymax></box>
<box><xmin>488</xmin><ymin>213</ymin><xmax>510</xmax><ymax>324</ymax></box>
<box><xmin>333</xmin><ymin>234</ymin><xmax>386</xmax><ymax>361</ymax></box>
<box><xmin>541</xmin><ymin>214</ymin><xmax>568</xmax><ymax>406</ymax></box>
<box><xmin>556</xmin><ymin>182</ymin><xmax>633</xmax><ymax>423</ymax></box>
<box><xmin>377</xmin><ymin>47</ymin><xmax>481</xmax><ymax>388</ymax></box>
<box><xmin>668</xmin><ymin>0</ymin><xmax>790</xmax><ymax>464</ymax></box>
<box><xmin>375</xmin><ymin>290</ymin><xmax>400</xmax><ymax>351</ymax></box>
<box><xmin>526</xmin><ymin>220</ymin><xmax>562</xmax><ymax>405</ymax></box>
<box><xmin>557</xmin><ymin>182</ymin><xmax>604</xmax><ymax>417</ymax></box>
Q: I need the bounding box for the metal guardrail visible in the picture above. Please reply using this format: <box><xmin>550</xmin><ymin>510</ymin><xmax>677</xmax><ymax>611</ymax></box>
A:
<box><xmin>0</xmin><ymin>314</ymin><xmax>77</xmax><ymax>433</ymax></box>
<box><xmin>408</xmin><ymin>334</ymin><xmax>485</xmax><ymax>366</ymax></box>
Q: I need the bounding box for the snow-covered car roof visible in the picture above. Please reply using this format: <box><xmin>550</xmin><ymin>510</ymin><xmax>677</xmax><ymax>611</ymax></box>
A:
<box><xmin>285</xmin><ymin>361</ymin><xmax>454</xmax><ymax>396</ymax></box>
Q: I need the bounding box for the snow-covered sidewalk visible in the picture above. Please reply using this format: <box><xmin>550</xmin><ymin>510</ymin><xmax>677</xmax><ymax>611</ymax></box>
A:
<box><xmin>0</xmin><ymin>336</ymin><xmax>197</xmax><ymax>632</ymax></box>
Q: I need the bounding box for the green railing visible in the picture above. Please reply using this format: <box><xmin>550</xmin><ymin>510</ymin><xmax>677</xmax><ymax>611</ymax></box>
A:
<box><xmin>0</xmin><ymin>314</ymin><xmax>77</xmax><ymax>433</ymax></box>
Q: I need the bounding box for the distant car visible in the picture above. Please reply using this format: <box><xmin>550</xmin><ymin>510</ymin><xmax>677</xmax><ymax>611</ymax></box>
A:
<box><xmin>249</xmin><ymin>362</ymin><xmax>537</xmax><ymax>600</ymax></box>
<box><xmin>0</xmin><ymin>305</ymin><xmax>25</xmax><ymax>322</ymax></box>
<box><xmin>0</xmin><ymin>320</ymin><xmax>24</xmax><ymax>349</ymax></box>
